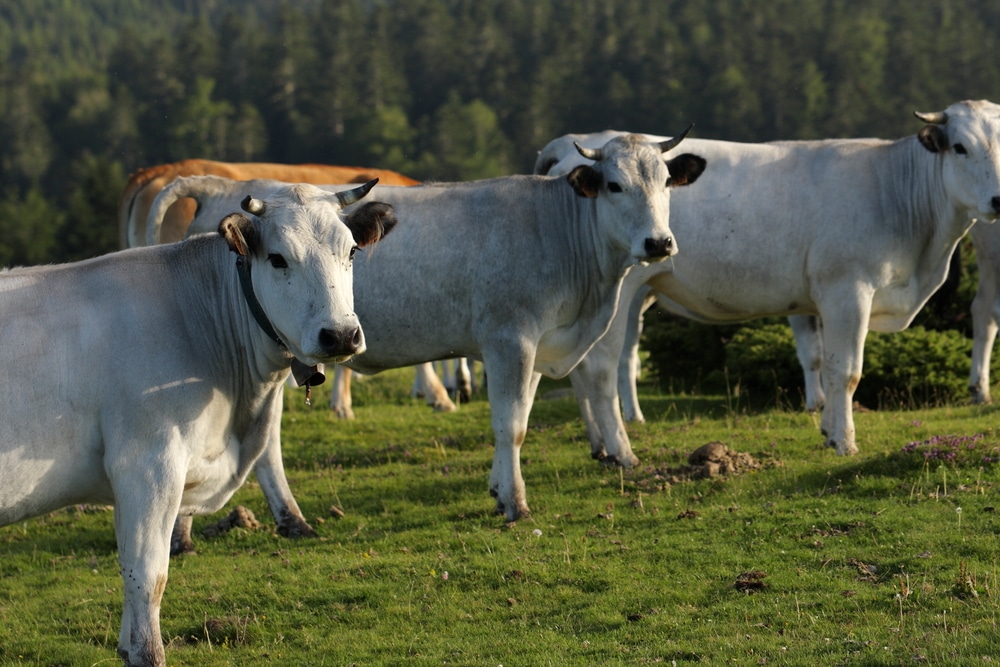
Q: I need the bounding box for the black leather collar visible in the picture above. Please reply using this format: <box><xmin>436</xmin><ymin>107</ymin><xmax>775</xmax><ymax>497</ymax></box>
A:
<box><xmin>235</xmin><ymin>255</ymin><xmax>284</xmax><ymax>349</ymax></box>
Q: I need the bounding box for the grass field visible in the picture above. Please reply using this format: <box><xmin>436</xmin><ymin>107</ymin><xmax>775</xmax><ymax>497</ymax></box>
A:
<box><xmin>1</xmin><ymin>369</ymin><xmax>999</xmax><ymax>666</ymax></box>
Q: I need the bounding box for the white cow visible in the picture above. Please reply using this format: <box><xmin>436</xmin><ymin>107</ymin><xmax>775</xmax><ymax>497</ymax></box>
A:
<box><xmin>0</xmin><ymin>180</ymin><xmax>395</xmax><ymax>666</ymax></box>
<box><xmin>148</xmin><ymin>131</ymin><xmax>706</xmax><ymax>521</ymax></box>
<box><xmin>802</xmin><ymin>220</ymin><xmax>1000</xmax><ymax>407</ymax></box>
<box><xmin>143</xmin><ymin>174</ymin><xmax>462</xmax><ymax>421</ymax></box>
<box><xmin>534</xmin><ymin>99</ymin><xmax>1000</xmax><ymax>464</ymax></box>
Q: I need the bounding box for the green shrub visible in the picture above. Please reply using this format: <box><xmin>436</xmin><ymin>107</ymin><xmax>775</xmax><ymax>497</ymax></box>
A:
<box><xmin>859</xmin><ymin>327</ymin><xmax>976</xmax><ymax>408</ymax></box>
<box><xmin>640</xmin><ymin>309</ymin><xmax>743</xmax><ymax>394</ymax></box>
<box><xmin>724</xmin><ymin>322</ymin><xmax>806</xmax><ymax>405</ymax></box>
<box><xmin>644</xmin><ymin>309</ymin><xmax>997</xmax><ymax>409</ymax></box>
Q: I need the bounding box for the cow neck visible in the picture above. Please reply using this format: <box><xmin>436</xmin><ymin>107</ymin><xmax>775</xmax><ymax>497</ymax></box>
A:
<box><xmin>234</xmin><ymin>255</ymin><xmax>322</xmax><ymax>405</ymax></box>
<box><xmin>235</xmin><ymin>255</ymin><xmax>285</xmax><ymax>349</ymax></box>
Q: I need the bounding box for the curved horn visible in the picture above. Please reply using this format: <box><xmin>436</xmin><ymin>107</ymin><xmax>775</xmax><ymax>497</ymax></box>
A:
<box><xmin>241</xmin><ymin>195</ymin><xmax>265</xmax><ymax>215</ymax></box>
<box><xmin>575</xmin><ymin>142</ymin><xmax>603</xmax><ymax>161</ymax></box>
<box><xmin>914</xmin><ymin>110</ymin><xmax>948</xmax><ymax>125</ymax></box>
<box><xmin>336</xmin><ymin>178</ymin><xmax>379</xmax><ymax>207</ymax></box>
<box><xmin>658</xmin><ymin>123</ymin><xmax>695</xmax><ymax>153</ymax></box>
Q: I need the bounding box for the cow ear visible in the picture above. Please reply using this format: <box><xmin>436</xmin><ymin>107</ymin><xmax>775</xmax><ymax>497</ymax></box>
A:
<box><xmin>667</xmin><ymin>153</ymin><xmax>707</xmax><ymax>187</ymax></box>
<box><xmin>567</xmin><ymin>165</ymin><xmax>601</xmax><ymax>198</ymax></box>
<box><xmin>345</xmin><ymin>201</ymin><xmax>398</xmax><ymax>248</ymax></box>
<box><xmin>219</xmin><ymin>212</ymin><xmax>258</xmax><ymax>256</ymax></box>
<box><xmin>918</xmin><ymin>125</ymin><xmax>949</xmax><ymax>153</ymax></box>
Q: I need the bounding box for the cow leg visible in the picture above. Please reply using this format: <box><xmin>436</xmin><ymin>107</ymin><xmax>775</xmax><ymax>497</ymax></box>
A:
<box><xmin>253</xmin><ymin>419</ymin><xmax>316</xmax><ymax>538</ymax></box>
<box><xmin>618</xmin><ymin>285</ymin><xmax>657</xmax><ymax>423</ymax></box>
<box><xmin>570</xmin><ymin>331</ymin><xmax>639</xmax><ymax>467</ymax></box>
<box><xmin>169</xmin><ymin>516</ymin><xmax>196</xmax><ymax>556</ymax></box>
<box><xmin>788</xmin><ymin>315</ymin><xmax>826</xmax><ymax>411</ymax></box>
<box><xmin>969</xmin><ymin>246</ymin><xmax>998</xmax><ymax>404</ymax></box>
<box><xmin>454</xmin><ymin>358</ymin><xmax>473</xmax><ymax>403</ymax></box>
<box><xmin>111</xmin><ymin>457</ymin><xmax>182</xmax><ymax>666</ymax></box>
<box><xmin>570</xmin><ymin>370</ymin><xmax>605</xmax><ymax>460</ymax></box>
<box><xmin>485</xmin><ymin>352</ymin><xmax>539</xmax><ymax>521</ymax></box>
<box><xmin>969</xmin><ymin>291</ymin><xmax>999</xmax><ymax>404</ymax></box>
<box><xmin>414</xmin><ymin>362</ymin><xmax>458</xmax><ymax>412</ymax></box>
<box><xmin>329</xmin><ymin>366</ymin><xmax>355</xmax><ymax>419</ymax></box>
<box><xmin>569</xmin><ymin>366</ymin><xmax>638</xmax><ymax>467</ymax></box>
<box><xmin>817</xmin><ymin>296</ymin><xmax>871</xmax><ymax>456</ymax></box>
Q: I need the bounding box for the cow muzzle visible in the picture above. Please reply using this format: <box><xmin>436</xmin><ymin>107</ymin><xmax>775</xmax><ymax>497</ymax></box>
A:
<box><xmin>643</xmin><ymin>236</ymin><xmax>676</xmax><ymax>260</ymax></box>
<box><xmin>318</xmin><ymin>325</ymin><xmax>366</xmax><ymax>360</ymax></box>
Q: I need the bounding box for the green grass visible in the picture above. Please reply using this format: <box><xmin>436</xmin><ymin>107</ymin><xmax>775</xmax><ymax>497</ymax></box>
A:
<box><xmin>3</xmin><ymin>370</ymin><xmax>1000</xmax><ymax>665</ymax></box>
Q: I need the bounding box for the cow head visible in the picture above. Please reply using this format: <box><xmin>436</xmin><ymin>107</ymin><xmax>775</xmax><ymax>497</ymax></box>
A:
<box><xmin>218</xmin><ymin>179</ymin><xmax>397</xmax><ymax>364</ymax></box>
<box><xmin>916</xmin><ymin>99</ymin><xmax>1000</xmax><ymax>221</ymax></box>
<box><xmin>566</xmin><ymin>128</ymin><xmax>706</xmax><ymax>262</ymax></box>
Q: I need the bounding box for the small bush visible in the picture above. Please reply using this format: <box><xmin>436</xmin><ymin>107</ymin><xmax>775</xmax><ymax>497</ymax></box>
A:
<box><xmin>859</xmin><ymin>327</ymin><xmax>975</xmax><ymax>408</ymax></box>
<box><xmin>724</xmin><ymin>323</ymin><xmax>807</xmax><ymax>404</ymax></box>
<box><xmin>645</xmin><ymin>310</ymin><xmax>993</xmax><ymax>408</ymax></box>
<box><xmin>641</xmin><ymin>309</ymin><xmax>744</xmax><ymax>394</ymax></box>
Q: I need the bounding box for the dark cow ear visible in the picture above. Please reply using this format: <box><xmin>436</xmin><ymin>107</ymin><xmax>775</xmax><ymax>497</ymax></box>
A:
<box><xmin>345</xmin><ymin>201</ymin><xmax>398</xmax><ymax>248</ymax></box>
<box><xmin>667</xmin><ymin>153</ymin><xmax>707</xmax><ymax>187</ymax></box>
<box><xmin>567</xmin><ymin>165</ymin><xmax>601</xmax><ymax>198</ymax></box>
<box><xmin>219</xmin><ymin>212</ymin><xmax>258</xmax><ymax>256</ymax></box>
<box><xmin>918</xmin><ymin>125</ymin><xmax>949</xmax><ymax>153</ymax></box>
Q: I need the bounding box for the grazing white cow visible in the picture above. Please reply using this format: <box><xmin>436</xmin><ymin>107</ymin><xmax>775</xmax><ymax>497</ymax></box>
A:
<box><xmin>0</xmin><ymin>180</ymin><xmax>395</xmax><ymax>667</ymax></box>
<box><xmin>149</xmin><ymin>131</ymin><xmax>706</xmax><ymax>520</ymax></box>
<box><xmin>534</xmin><ymin>99</ymin><xmax>1000</xmax><ymax>463</ymax></box>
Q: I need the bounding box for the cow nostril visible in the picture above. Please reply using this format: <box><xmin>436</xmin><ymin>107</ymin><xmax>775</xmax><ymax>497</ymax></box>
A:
<box><xmin>992</xmin><ymin>195</ymin><xmax>1000</xmax><ymax>214</ymax></box>
<box><xmin>319</xmin><ymin>327</ymin><xmax>361</xmax><ymax>355</ymax></box>
<box><xmin>644</xmin><ymin>237</ymin><xmax>673</xmax><ymax>258</ymax></box>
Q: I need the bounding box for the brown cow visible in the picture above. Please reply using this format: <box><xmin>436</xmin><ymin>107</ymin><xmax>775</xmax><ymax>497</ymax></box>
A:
<box><xmin>118</xmin><ymin>159</ymin><xmax>420</xmax><ymax>248</ymax></box>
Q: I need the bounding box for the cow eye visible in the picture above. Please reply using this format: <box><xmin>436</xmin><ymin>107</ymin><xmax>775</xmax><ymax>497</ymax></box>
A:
<box><xmin>607</xmin><ymin>182</ymin><xmax>623</xmax><ymax>193</ymax></box>
<box><xmin>349</xmin><ymin>246</ymin><xmax>358</xmax><ymax>261</ymax></box>
<box><xmin>954</xmin><ymin>143</ymin><xmax>968</xmax><ymax>155</ymax></box>
<box><xmin>267</xmin><ymin>253</ymin><xmax>288</xmax><ymax>269</ymax></box>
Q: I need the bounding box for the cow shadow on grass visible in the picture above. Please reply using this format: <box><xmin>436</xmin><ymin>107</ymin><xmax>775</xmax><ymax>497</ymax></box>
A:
<box><xmin>0</xmin><ymin>505</ymin><xmax>117</xmax><ymax>558</ymax></box>
<box><xmin>786</xmin><ymin>445</ymin><xmax>993</xmax><ymax>502</ymax></box>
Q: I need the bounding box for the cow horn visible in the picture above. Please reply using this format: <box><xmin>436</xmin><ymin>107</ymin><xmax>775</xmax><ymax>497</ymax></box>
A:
<box><xmin>575</xmin><ymin>142</ymin><xmax>603</xmax><ymax>161</ymax></box>
<box><xmin>241</xmin><ymin>195</ymin><xmax>265</xmax><ymax>215</ymax></box>
<box><xmin>336</xmin><ymin>178</ymin><xmax>379</xmax><ymax>207</ymax></box>
<box><xmin>914</xmin><ymin>110</ymin><xmax>948</xmax><ymax>125</ymax></box>
<box><xmin>658</xmin><ymin>123</ymin><xmax>695</xmax><ymax>153</ymax></box>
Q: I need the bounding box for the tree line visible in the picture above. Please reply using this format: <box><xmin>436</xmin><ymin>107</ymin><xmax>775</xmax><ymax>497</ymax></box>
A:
<box><xmin>1</xmin><ymin>0</ymin><xmax>998</xmax><ymax>267</ymax></box>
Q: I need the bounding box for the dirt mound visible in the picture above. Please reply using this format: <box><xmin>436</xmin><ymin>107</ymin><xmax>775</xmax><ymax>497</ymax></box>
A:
<box><xmin>628</xmin><ymin>441</ymin><xmax>766</xmax><ymax>494</ymax></box>
<box><xmin>684</xmin><ymin>441</ymin><xmax>761</xmax><ymax>477</ymax></box>
<box><xmin>202</xmin><ymin>505</ymin><xmax>261</xmax><ymax>539</ymax></box>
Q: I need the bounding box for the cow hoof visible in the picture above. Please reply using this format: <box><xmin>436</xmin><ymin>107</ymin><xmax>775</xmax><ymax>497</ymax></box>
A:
<box><xmin>332</xmin><ymin>406</ymin><xmax>355</xmax><ymax>420</ymax></box>
<box><xmin>495</xmin><ymin>502</ymin><xmax>530</xmax><ymax>521</ymax></box>
<box><xmin>277</xmin><ymin>514</ymin><xmax>318</xmax><ymax>539</ymax></box>
<box><xmin>432</xmin><ymin>400</ymin><xmax>458</xmax><ymax>413</ymax></box>
<box><xmin>492</xmin><ymin>495</ymin><xmax>530</xmax><ymax>521</ymax></box>
<box><xmin>970</xmin><ymin>387</ymin><xmax>991</xmax><ymax>405</ymax></box>
<box><xmin>170</xmin><ymin>536</ymin><xmax>197</xmax><ymax>557</ymax></box>
<box><xmin>837</xmin><ymin>443</ymin><xmax>859</xmax><ymax>456</ymax></box>
<box><xmin>824</xmin><ymin>437</ymin><xmax>859</xmax><ymax>456</ymax></box>
<box><xmin>600</xmin><ymin>453</ymin><xmax>640</xmax><ymax>469</ymax></box>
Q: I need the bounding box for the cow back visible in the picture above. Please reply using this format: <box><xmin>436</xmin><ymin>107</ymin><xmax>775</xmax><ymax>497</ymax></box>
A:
<box><xmin>119</xmin><ymin>159</ymin><xmax>419</xmax><ymax>248</ymax></box>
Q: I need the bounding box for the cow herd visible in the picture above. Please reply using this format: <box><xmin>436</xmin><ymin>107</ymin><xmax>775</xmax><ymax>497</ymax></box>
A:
<box><xmin>2</xmin><ymin>99</ymin><xmax>1000</xmax><ymax>666</ymax></box>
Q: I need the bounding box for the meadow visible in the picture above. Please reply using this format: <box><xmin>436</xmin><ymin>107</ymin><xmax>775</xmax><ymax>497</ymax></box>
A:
<box><xmin>1</xmin><ymin>368</ymin><xmax>999</xmax><ymax>666</ymax></box>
